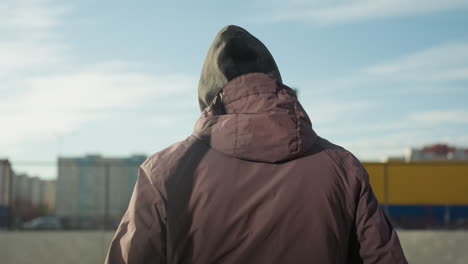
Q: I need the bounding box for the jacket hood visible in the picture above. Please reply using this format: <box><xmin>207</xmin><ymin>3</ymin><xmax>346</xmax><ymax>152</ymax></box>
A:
<box><xmin>198</xmin><ymin>25</ymin><xmax>282</xmax><ymax>111</ymax></box>
<box><xmin>193</xmin><ymin>73</ymin><xmax>317</xmax><ymax>163</ymax></box>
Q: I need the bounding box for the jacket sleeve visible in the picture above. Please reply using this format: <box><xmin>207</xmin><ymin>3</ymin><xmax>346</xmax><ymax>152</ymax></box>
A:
<box><xmin>352</xmin><ymin>162</ymin><xmax>408</xmax><ymax>264</ymax></box>
<box><xmin>105</xmin><ymin>166</ymin><xmax>166</xmax><ymax>264</ymax></box>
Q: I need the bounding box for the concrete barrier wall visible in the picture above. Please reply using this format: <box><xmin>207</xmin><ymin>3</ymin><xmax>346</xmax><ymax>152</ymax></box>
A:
<box><xmin>1</xmin><ymin>231</ymin><xmax>467</xmax><ymax>264</ymax></box>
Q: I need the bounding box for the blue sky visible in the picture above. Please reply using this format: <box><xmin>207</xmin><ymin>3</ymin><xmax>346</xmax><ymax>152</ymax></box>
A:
<box><xmin>1</xmin><ymin>0</ymin><xmax>468</xmax><ymax>179</ymax></box>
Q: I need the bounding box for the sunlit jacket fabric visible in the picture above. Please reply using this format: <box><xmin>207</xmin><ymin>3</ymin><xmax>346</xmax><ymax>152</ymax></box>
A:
<box><xmin>105</xmin><ymin>25</ymin><xmax>407</xmax><ymax>264</ymax></box>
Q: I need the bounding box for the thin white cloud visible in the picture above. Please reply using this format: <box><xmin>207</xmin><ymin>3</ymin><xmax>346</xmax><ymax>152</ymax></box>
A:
<box><xmin>0</xmin><ymin>64</ymin><xmax>195</xmax><ymax>146</ymax></box>
<box><xmin>0</xmin><ymin>0</ymin><xmax>67</xmax><ymax>29</ymax></box>
<box><xmin>0</xmin><ymin>39</ymin><xmax>66</xmax><ymax>74</ymax></box>
<box><xmin>256</xmin><ymin>0</ymin><xmax>468</xmax><ymax>24</ymax></box>
<box><xmin>321</xmin><ymin>108</ymin><xmax>468</xmax><ymax>139</ymax></box>
<box><xmin>0</xmin><ymin>0</ymin><xmax>69</xmax><ymax>79</ymax></box>
<box><xmin>409</xmin><ymin>110</ymin><xmax>468</xmax><ymax>124</ymax></box>
<box><xmin>304</xmin><ymin>100</ymin><xmax>374</xmax><ymax>125</ymax></box>
<box><xmin>367</xmin><ymin>42</ymin><xmax>468</xmax><ymax>82</ymax></box>
<box><xmin>296</xmin><ymin>42</ymin><xmax>468</xmax><ymax>101</ymax></box>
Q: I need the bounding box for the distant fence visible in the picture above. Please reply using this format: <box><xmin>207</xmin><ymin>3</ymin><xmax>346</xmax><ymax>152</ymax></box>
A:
<box><xmin>2</xmin><ymin>160</ymin><xmax>468</xmax><ymax>230</ymax></box>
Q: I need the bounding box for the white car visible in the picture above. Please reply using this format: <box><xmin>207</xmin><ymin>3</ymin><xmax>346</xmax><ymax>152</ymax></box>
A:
<box><xmin>22</xmin><ymin>216</ymin><xmax>63</xmax><ymax>230</ymax></box>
